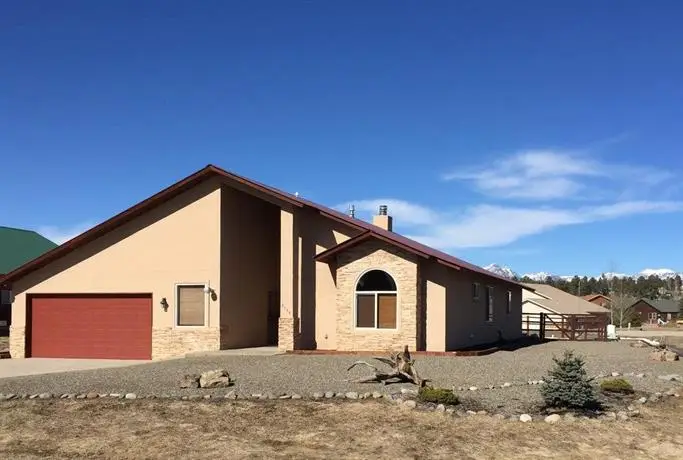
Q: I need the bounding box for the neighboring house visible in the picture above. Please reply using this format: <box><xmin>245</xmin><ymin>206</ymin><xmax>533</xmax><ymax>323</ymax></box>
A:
<box><xmin>0</xmin><ymin>165</ymin><xmax>524</xmax><ymax>361</ymax></box>
<box><xmin>629</xmin><ymin>298</ymin><xmax>680</xmax><ymax>324</ymax></box>
<box><xmin>0</xmin><ymin>227</ymin><xmax>58</xmax><ymax>334</ymax></box>
<box><xmin>582</xmin><ymin>294</ymin><xmax>611</xmax><ymax>308</ymax></box>
<box><xmin>522</xmin><ymin>283</ymin><xmax>610</xmax><ymax>316</ymax></box>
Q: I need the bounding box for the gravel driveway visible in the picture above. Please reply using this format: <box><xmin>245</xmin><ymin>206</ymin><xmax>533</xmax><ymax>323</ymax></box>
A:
<box><xmin>1</xmin><ymin>341</ymin><xmax>681</xmax><ymax>414</ymax></box>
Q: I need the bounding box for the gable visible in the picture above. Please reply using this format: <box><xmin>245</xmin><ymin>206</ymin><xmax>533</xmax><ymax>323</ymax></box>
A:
<box><xmin>12</xmin><ymin>180</ymin><xmax>222</xmax><ymax>295</ymax></box>
<box><xmin>0</xmin><ymin>227</ymin><xmax>57</xmax><ymax>274</ymax></box>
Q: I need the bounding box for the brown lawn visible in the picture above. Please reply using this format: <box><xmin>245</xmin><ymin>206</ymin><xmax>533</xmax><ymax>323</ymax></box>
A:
<box><xmin>0</xmin><ymin>399</ymin><xmax>682</xmax><ymax>459</ymax></box>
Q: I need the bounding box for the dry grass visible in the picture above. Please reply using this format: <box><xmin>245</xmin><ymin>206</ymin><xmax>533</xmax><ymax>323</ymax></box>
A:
<box><xmin>0</xmin><ymin>399</ymin><xmax>682</xmax><ymax>459</ymax></box>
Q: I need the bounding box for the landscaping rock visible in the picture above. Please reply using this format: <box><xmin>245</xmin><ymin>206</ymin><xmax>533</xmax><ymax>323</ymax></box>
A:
<box><xmin>400</xmin><ymin>388</ymin><xmax>417</xmax><ymax>396</ymax></box>
<box><xmin>224</xmin><ymin>391</ymin><xmax>237</xmax><ymax>400</ymax></box>
<box><xmin>76</xmin><ymin>394</ymin><xmax>87</xmax><ymax>399</ymax></box>
<box><xmin>436</xmin><ymin>404</ymin><xmax>446</xmax><ymax>412</ymax></box>
<box><xmin>519</xmin><ymin>414</ymin><xmax>532</xmax><ymax>423</ymax></box>
<box><xmin>611</xmin><ymin>372</ymin><xmax>621</xmax><ymax>377</ymax></box>
<box><xmin>345</xmin><ymin>392</ymin><xmax>359</xmax><ymax>400</ymax></box>
<box><xmin>657</xmin><ymin>374</ymin><xmax>681</xmax><ymax>381</ymax></box>
<box><xmin>544</xmin><ymin>414</ymin><xmax>561</xmax><ymax>424</ymax></box>
<box><xmin>312</xmin><ymin>392</ymin><xmax>324</xmax><ymax>399</ymax></box>
<box><xmin>617</xmin><ymin>411</ymin><xmax>629</xmax><ymax>421</ymax></box>
<box><xmin>635</xmin><ymin>373</ymin><xmax>645</xmax><ymax>378</ymax></box>
<box><xmin>637</xmin><ymin>397</ymin><xmax>648</xmax><ymax>404</ymax></box>
<box><xmin>502</xmin><ymin>382</ymin><xmax>512</xmax><ymax>388</ymax></box>
<box><xmin>372</xmin><ymin>392</ymin><xmax>382</xmax><ymax>399</ymax></box>
<box><xmin>39</xmin><ymin>393</ymin><xmax>52</xmax><ymax>399</ymax></box>
<box><xmin>468</xmin><ymin>386</ymin><xmax>478</xmax><ymax>391</ymax></box>
<box><xmin>466</xmin><ymin>410</ymin><xmax>477</xmax><ymax>416</ymax></box>
<box><xmin>564</xmin><ymin>413</ymin><xmax>576</xmax><ymax>422</ymax></box>
<box><xmin>403</xmin><ymin>400</ymin><xmax>417</xmax><ymax>409</ymax></box>
<box><xmin>179</xmin><ymin>374</ymin><xmax>200</xmax><ymax>389</ymax></box>
<box><xmin>109</xmin><ymin>393</ymin><xmax>122</xmax><ymax>398</ymax></box>
<box><xmin>649</xmin><ymin>350</ymin><xmax>679</xmax><ymax>362</ymax></box>
<box><xmin>291</xmin><ymin>394</ymin><xmax>302</xmax><ymax>400</ymax></box>
<box><xmin>29</xmin><ymin>394</ymin><xmax>39</xmax><ymax>399</ymax></box>
<box><xmin>279</xmin><ymin>394</ymin><xmax>291</xmax><ymax>399</ymax></box>
<box><xmin>199</xmin><ymin>369</ymin><xmax>233</xmax><ymax>389</ymax></box>
<box><xmin>124</xmin><ymin>393</ymin><xmax>137</xmax><ymax>400</ymax></box>
<box><xmin>325</xmin><ymin>391</ymin><xmax>335</xmax><ymax>399</ymax></box>
<box><xmin>86</xmin><ymin>392</ymin><xmax>99</xmax><ymax>399</ymax></box>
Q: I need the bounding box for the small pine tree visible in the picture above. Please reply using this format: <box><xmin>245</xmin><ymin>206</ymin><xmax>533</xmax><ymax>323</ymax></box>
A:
<box><xmin>540</xmin><ymin>350</ymin><xmax>599</xmax><ymax>410</ymax></box>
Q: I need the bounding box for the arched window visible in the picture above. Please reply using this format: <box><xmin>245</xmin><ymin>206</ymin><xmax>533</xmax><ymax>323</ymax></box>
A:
<box><xmin>355</xmin><ymin>270</ymin><xmax>397</xmax><ymax>329</ymax></box>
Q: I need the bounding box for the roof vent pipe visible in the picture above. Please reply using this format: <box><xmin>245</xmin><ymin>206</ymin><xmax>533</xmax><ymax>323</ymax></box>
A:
<box><xmin>348</xmin><ymin>204</ymin><xmax>355</xmax><ymax>218</ymax></box>
<box><xmin>378</xmin><ymin>205</ymin><xmax>388</xmax><ymax>216</ymax></box>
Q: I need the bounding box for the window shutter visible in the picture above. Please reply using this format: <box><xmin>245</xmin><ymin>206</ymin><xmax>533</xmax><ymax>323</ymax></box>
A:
<box><xmin>178</xmin><ymin>286</ymin><xmax>205</xmax><ymax>326</ymax></box>
<box><xmin>356</xmin><ymin>294</ymin><xmax>375</xmax><ymax>328</ymax></box>
<box><xmin>377</xmin><ymin>294</ymin><xmax>397</xmax><ymax>329</ymax></box>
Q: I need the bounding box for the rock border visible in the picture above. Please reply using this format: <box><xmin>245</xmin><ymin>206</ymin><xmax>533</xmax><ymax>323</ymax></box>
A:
<box><xmin>0</xmin><ymin>386</ymin><xmax>678</xmax><ymax>423</ymax></box>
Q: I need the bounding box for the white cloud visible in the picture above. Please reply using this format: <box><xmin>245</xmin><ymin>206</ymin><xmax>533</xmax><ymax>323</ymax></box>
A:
<box><xmin>339</xmin><ymin>199</ymin><xmax>683</xmax><ymax>250</ymax></box>
<box><xmin>444</xmin><ymin>149</ymin><xmax>673</xmax><ymax>201</ymax></box>
<box><xmin>37</xmin><ymin>222</ymin><xmax>94</xmax><ymax>244</ymax></box>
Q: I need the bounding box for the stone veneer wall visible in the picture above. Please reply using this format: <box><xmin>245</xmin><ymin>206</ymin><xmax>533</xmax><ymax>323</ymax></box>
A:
<box><xmin>9</xmin><ymin>326</ymin><xmax>220</xmax><ymax>360</ymax></box>
<box><xmin>278</xmin><ymin>317</ymin><xmax>296</xmax><ymax>352</ymax></box>
<box><xmin>151</xmin><ymin>327</ymin><xmax>220</xmax><ymax>360</ymax></box>
<box><xmin>9</xmin><ymin>326</ymin><xmax>25</xmax><ymax>358</ymax></box>
<box><xmin>335</xmin><ymin>240</ymin><xmax>418</xmax><ymax>351</ymax></box>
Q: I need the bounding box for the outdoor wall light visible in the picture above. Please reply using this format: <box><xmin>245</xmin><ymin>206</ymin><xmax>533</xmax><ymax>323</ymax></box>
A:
<box><xmin>203</xmin><ymin>285</ymin><xmax>218</xmax><ymax>301</ymax></box>
<box><xmin>160</xmin><ymin>297</ymin><xmax>169</xmax><ymax>312</ymax></box>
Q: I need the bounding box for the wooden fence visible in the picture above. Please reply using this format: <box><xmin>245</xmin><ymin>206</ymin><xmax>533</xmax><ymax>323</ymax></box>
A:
<box><xmin>522</xmin><ymin>312</ymin><xmax>608</xmax><ymax>341</ymax></box>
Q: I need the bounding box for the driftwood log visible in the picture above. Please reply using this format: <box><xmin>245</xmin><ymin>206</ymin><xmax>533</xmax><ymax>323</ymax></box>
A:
<box><xmin>347</xmin><ymin>345</ymin><xmax>428</xmax><ymax>387</ymax></box>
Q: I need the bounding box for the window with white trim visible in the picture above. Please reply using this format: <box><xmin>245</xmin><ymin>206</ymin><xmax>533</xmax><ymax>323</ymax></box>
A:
<box><xmin>485</xmin><ymin>286</ymin><xmax>494</xmax><ymax>322</ymax></box>
<box><xmin>355</xmin><ymin>270</ymin><xmax>397</xmax><ymax>329</ymax></box>
<box><xmin>176</xmin><ymin>284</ymin><xmax>206</xmax><ymax>326</ymax></box>
<box><xmin>472</xmin><ymin>282</ymin><xmax>480</xmax><ymax>301</ymax></box>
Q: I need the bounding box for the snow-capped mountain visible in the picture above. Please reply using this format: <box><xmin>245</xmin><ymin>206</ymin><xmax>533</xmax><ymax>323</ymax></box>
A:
<box><xmin>485</xmin><ymin>265</ymin><xmax>682</xmax><ymax>281</ymax></box>
<box><xmin>483</xmin><ymin>264</ymin><xmax>518</xmax><ymax>279</ymax></box>
<box><xmin>638</xmin><ymin>268</ymin><xmax>678</xmax><ymax>279</ymax></box>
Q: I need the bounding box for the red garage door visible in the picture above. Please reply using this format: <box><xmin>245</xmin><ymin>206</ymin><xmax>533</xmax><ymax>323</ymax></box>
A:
<box><xmin>29</xmin><ymin>295</ymin><xmax>152</xmax><ymax>360</ymax></box>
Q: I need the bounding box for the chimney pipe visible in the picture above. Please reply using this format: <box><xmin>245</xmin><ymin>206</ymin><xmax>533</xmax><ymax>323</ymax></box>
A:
<box><xmin>372</xmin><ymin>205</ymin><xmax>393</xmax><ymax>231</ymax></box>
<box><xmin>348</xmin><ymin>204</ymin><xmax>355</xmax><ymax>218</ymax></box>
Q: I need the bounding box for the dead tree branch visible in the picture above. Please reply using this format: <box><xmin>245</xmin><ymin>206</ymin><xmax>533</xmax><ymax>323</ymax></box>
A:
<box><xmin>346</xmin><ymin>345</ymin><xmax>429</xmax><ymax>387</ymax></box>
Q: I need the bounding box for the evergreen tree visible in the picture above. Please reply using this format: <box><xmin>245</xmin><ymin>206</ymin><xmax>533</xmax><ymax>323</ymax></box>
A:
<box><xmin>540</xmin><ymin>350</ymin><xmax>598</xmax><ymax>410</ymax></box>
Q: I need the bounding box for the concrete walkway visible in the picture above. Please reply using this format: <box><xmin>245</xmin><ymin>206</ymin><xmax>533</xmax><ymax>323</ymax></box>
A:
<box><xmin>185</xmin><ymin>346</ymin><xmax>282</xmax><ymax>358</ymax></box>
<box><xmin>0</xmin><ymin>358</ymin><xmax>148</xmax><ymax>379</ymax></box>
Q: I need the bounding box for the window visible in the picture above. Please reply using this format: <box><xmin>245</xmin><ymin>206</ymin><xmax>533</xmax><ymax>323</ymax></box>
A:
<box><xmin>506</xmin><ymin>290</ymin><xmax>512</xmax><ymax>314</ymax></box>
<box><xmin>0</xmin><ymin>290</ymin><xmax>11</xmax><ymax>305</ymax></box>
<box><xmin>355</xmin><ymin>270</ymin><xmax>397</xmax><ymax>329</ymax></box>
<box><xmin>177</xmin><ymin>284</ymin><xmax>206</xmax><ymax>326</ymax></box>
<box><xmin>485</xmin><ymin>286</ymin><xmax>494</xmax><ymax>322</ymax></box>
<box><xmin>472</xmin><ymin>283</ymin><xmax>480</xmax><ymax>301</ymax></box>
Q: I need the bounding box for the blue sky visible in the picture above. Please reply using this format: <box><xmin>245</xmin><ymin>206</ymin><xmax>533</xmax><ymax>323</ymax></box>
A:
<box><xmin>1</xmin><ymin>1</ymin><xmax>682</xmax><ymax>276</ymax></box>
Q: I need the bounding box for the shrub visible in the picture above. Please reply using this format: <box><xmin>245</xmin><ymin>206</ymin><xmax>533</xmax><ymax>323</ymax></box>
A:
<box><xmin>540</xmin><ymin>349</ymin><xmax>599</xmax><ymax>410</ymax></box>
<box><xmin>418</xmin><ymin>387</ymin><xmax>460</xmax><ymax>406</ymax></box>
<box><xmin>600</xmin><ymin>378</ymin><xmax>634</xmax><ymax>394</ymax></box>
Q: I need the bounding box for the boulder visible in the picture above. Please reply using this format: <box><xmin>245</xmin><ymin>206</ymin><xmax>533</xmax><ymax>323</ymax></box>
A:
<box><xmin>199</xmin><ymin>369</ymin><xmax>233</xmax><ymax>389</ymax></box>
<box><xmin>179</xmin><ymin>374</ymin><xmax>200</xmax><ymax>389</ymax></box>
<box><xmin>649</xmin><ymin>350</ymin><xmax>679</xmax><ymax>362</ymax></box>
<box><xmin>544</xmin><ymin>414</ymin><xmax>561</xmax><ymax>424</ymax></box>
<box><xmin>519</xmin><ymin>414</ymin><xmax>532</xmax><ymax>423</ymax></box>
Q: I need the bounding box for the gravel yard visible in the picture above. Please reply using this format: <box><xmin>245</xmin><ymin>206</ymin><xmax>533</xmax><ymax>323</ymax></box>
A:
<box><xmin>1</xmin><ymin>341</ymin><xmax>681</xmax><ymax>415</ymax></box>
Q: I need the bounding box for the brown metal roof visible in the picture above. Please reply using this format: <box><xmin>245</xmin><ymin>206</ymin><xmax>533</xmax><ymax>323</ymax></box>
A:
<box><xmin>0</xmin><ymin>164</ymin><xmax>523</xmax><ymax>287</ymax></box>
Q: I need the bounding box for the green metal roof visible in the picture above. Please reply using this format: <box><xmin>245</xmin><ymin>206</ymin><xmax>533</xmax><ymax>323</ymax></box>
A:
<box><xmin>0</xmin><ymin>226</ymin><xmax>58</xmax><ymax>275</ymax></box>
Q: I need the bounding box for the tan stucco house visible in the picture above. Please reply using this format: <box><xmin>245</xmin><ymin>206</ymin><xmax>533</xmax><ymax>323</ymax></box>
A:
<box><xmin>523</xmin><ymin>283</ymin><xmax>610</xmax><ymax>316</ymax></box>
<box><xmin>1</xmin><ymin>165</ymin><xmax>524</xmax><ymax>360</ymax></box>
